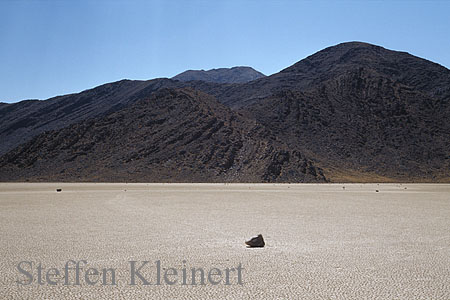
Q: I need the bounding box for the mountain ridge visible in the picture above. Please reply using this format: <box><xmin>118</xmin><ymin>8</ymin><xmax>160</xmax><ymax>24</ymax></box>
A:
<box><xmin>207</xmin><ymin>42</ymin><xmax>450</xmax><ymax>108</ymax></box>
<box><xmin>0</xmin><ymin>88</ymin><xmax>325</xmax><ymax>182</ymax></box>
<box><xmin>172</xmin><ymin>66</ymin><xmax>265</xmax><ymax>84</ymax></box>
<box><xmin>1</xmin><ymin>41</ymin><xmax>449</xmax><ymax>182</ymax></box>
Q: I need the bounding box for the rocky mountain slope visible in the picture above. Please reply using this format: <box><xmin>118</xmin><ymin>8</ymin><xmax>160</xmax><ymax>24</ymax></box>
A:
<box><xmin>233</xmin><ymin>42</ymin><xmax>450</xmax><ymax>181</ymax></box>
<box><xmin>172</xmin><ymin>66</ymin><xmax>265</xmax><ymax>83</ymax></box>
<box><xmin>209</xmin><ymin>42</ymin><xmax>450</xmax><ymax>108</ymax></box>
<box><xmin>0</xmin><ymin>89</ymin><xmax>325</xmax><ymax>182</ymax></box>
<box><xmin>0</xmin><ymin>77</ymin><xmax>239</xmax><ymax>156</ymax></box>
<box><xmin>0</xmin><ymin>79</ymin><xmax>180</xmax><ymax>155</ymax></box>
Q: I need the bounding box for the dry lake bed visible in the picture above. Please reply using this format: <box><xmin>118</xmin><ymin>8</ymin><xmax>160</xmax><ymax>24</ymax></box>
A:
<box><xmin>0</xmin><ymin>183</ymin><xmax>449</xmax><ymax>299</ymax></box>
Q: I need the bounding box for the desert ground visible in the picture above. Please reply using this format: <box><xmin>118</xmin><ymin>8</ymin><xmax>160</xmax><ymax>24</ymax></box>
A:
<box><xmin>0</xmin><ymin>183</ymin><xmax>449</xmax><ymax>299</ymax></box>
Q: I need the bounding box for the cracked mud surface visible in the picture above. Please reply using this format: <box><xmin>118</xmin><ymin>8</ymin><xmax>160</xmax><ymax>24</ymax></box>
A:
<box><xmin>1</xmin><ymin>183</ymin><xmax>449</xmax><ymax>299</ymax></box>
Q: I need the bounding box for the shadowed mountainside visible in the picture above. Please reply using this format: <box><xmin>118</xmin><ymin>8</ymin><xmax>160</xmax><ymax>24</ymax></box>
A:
<box><xmin>172</xmin><ymin>66</ymin><xmax>265</xmax><ymax>84</ymax></box>
<box><xmin>243</xmin><ymin>86</ymin><xmax>449</xmax><ymax>181</ymax></box>
<box><xmin>211</xmin><ymin>42</ymin><xmax>450</xmax><ymax>108</ymax></box>
<box><xmin>0</xmin><ymin>77</ymin><xmax>238</xmax><ymax>156</ymax></box>
<box><xmin>0</xmin><ymin>89</ymin><xmax>325</xmax><ymax>182</ymax></box>
<box><xmin>0</xmin><ymin>78</ymin><xmax>184</xmax><ymax>156</ymax></box>
<box><xmin>234</xmin><ymin>42</ymin><xmax>450</xmax><ymax>181</ymax></box>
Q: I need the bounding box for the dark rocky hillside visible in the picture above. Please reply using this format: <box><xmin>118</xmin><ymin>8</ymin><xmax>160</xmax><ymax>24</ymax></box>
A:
<box><xmin>243</xmin><ymin>85</ymin><xmax>449</xmax><ymax>181</ymax></box>
<box><xmin>212</xmin><ymin>42</ymin><xmax>450</xmax><ymax>108</ymax></box>
<box><xmin>0</xmin><ymin>77</ymin><xmax>237</xmax><ymax>156</ymax></box>
<box><xmin>233</xmin><ymin>42</ymin><xmax>450</xmax><ymax>181</ymax></box>
<box><xmin>1</xmin><ymin>42</ymin><xmax>449</xmax><ymax>182</ymax></box>
<box><xmin>0</xmin><ymin>79</ymin><xmax>180</xmax><ymax>156</ymax></box>
<box><xmin>172</xmin><ymin>66</ymin><xmax>265</xmax><ymax>84</ymax></box>
<box><xmin>0</xmin><ymin>89</ymin><xmax>325</xmax><ymax>182</ymax></box>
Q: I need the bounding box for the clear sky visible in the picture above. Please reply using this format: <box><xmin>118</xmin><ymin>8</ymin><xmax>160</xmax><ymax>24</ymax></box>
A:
<box><xmin>1</xmin><ymin>0</ymin><xmax>449</xmax><ymax>103</ymax></box>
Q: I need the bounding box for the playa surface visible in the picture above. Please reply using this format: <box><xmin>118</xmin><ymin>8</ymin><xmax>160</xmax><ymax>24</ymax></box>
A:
<box><xmin>0</xmin><ymin>183</ymin><xmax>449</xmax><ymax>299</ymax></box>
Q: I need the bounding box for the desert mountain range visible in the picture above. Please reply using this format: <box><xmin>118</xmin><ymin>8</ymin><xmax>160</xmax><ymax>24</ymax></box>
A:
<box><xmin>0</xmin><ymin>42</ymin><xmax>449</xmax><ymax>182</ymax></box>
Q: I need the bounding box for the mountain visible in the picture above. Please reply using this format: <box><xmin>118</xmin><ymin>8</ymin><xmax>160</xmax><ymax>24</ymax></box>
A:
<box><xmin>234</xmin><ymin>42</ymin><xmax>450</xmax><ymax>181</ymax></box>
<box><xmin>0</xmin><ymin>42</ymin><xmax>449</xmax><ymax>182</ymax></box>
<box><xmin>210</xmin><ymin>42</ymin><xmax>450</xmax><ymax>108</ymax></box>
<box><xmin>243</xmin><ymin>87</ymin><xmax>449</xmax><ymax>182</ymax></box>
<box><xmin>172</xmin><ymin>66</ymin><xmax>265</xmax><ymax>84</ymax></box>
<box><xmin>0</xmin><ymin>89</ymin><xmax>325</xmax><ymax>182</ymax></box>
<box><xmin>0</xmin><ymin>75</ymin><xmax>245</xmax><ymax>157</ymax></box>
<box><xmin>0</xmin><ymin>78</ymin><xmax>187</xmax><ymax>156</ymax></box>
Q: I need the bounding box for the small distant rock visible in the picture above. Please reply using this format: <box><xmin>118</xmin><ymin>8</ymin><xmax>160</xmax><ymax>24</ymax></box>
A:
<box><xmin>56</xmin><ymin>188</ymin><xmax>62</xmax><ymax>192</ymax></box>
<box><xmin>245</xmin><ymin>234</ymin><xmax>265</xmax><ymax>248</ymax></box>
<box><xmin>375</xmin><ymin>190</ymin><xmax>379</xmax><ymax>192</ymax></box>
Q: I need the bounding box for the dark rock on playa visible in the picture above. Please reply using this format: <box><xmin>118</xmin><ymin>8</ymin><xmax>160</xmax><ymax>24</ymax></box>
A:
<box><xmin>245</xmin><ymin>234</ymin><xmax>265</xmax><ymax>248</ymax></box>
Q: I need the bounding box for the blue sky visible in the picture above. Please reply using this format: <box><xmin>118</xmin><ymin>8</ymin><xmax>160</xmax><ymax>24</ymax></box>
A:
<box><xmin>1</xmin><ymin>0</ymin><xmax>449</xmax><ymax>103</ymax></box>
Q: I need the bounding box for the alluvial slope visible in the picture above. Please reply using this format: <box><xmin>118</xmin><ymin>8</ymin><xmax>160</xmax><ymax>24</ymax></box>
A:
<box><xmin>172</xmin><ymin>66</ymin><xmax>265</xmax><ymax>84</ymax></box>
<box><xmin>0</xmin><ymin>89</ymin><xmax>325</xmax><ymax>182</ymax></box>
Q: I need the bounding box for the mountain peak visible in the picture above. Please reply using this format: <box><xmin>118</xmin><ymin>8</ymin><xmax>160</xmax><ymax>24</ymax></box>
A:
<box><xmin>284</xmin><ymin>41</ymin><xmax>397</xmax><ymax>72</ymax></box>
<box><xmin>317</xmin><ymin>41</ymin><xmax>391</xmax><ymax>54</ymax></box>
<box><xmin>172</xmin><ymin>66</ymin><xmax>265</xmax><ymax>84</ymax></box>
